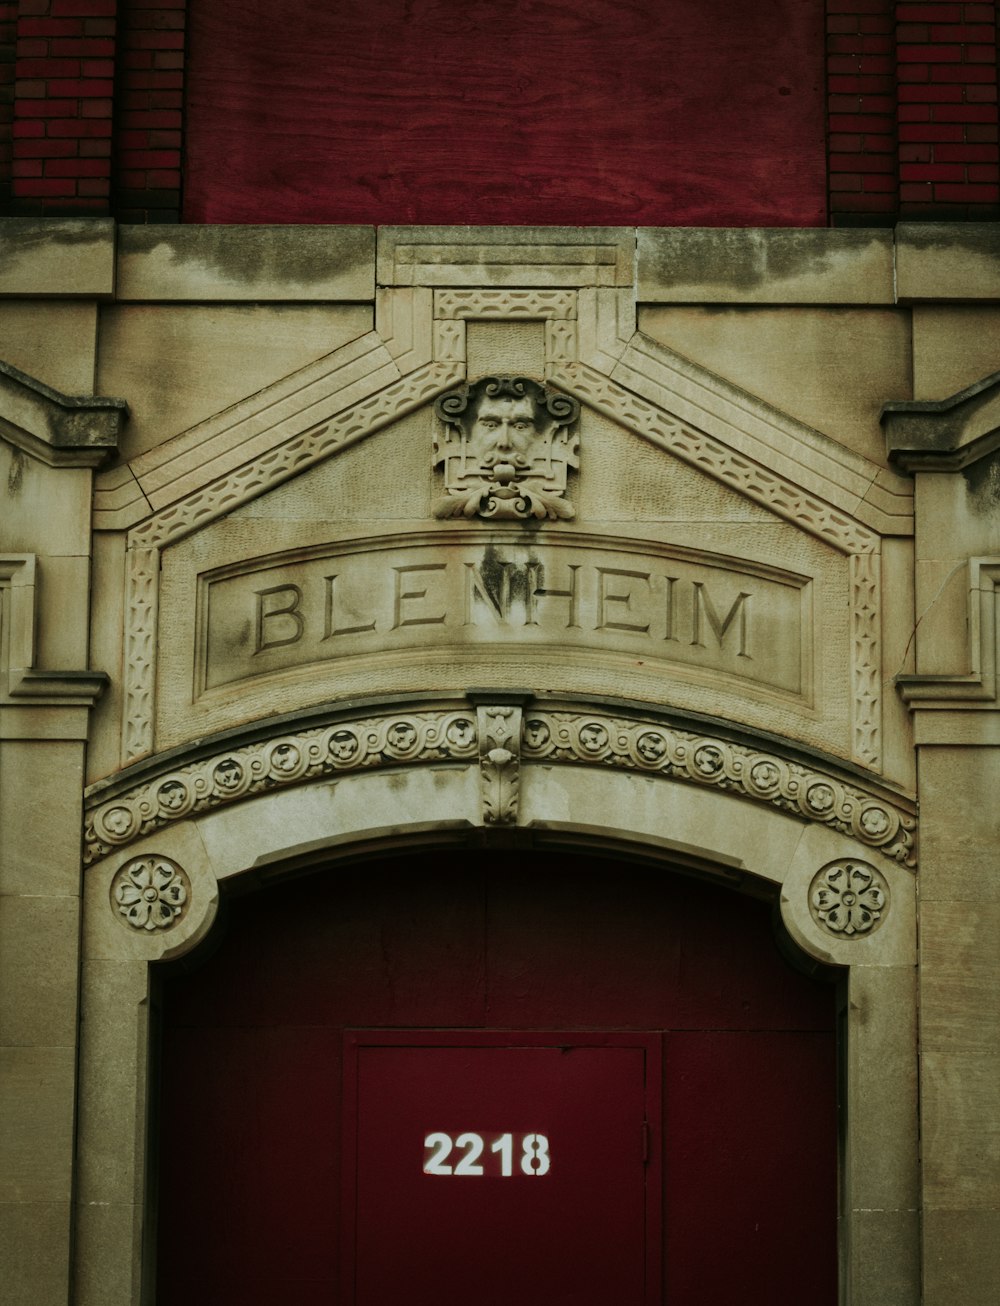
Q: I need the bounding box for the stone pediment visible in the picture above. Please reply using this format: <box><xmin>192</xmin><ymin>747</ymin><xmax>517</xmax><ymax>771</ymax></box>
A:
<box><xmin>95</xmin><ymin>284</ymin><xmax>913</xmax><ymax>778</ymax></box>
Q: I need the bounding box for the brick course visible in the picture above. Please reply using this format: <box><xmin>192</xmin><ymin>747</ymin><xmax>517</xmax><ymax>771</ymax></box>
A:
<box><xmin>113</xmin><ymin>0</ymin><xmax>184</xmax><ymax>218</ymax></box>
<box><xmin>895</xmin><ymin>0</ymin><xmax>1000</xmax><ymax>217</ymax></box>
<box><xmin>827</xmin><ymin>0</ymin><xmax>899</xmax><ymax>223</ymax></box>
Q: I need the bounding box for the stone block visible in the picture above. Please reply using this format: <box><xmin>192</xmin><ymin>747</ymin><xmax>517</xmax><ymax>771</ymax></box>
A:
<box><xmin>919</xmin><ymin>748</ymin><xmax>1000</xmax><ymax>902</ymax></box>
<box><xmin>920</xmin><ymin>900</ymin><xmax>1000</xmax><ymax>1056</ymax></box>
<box><xmin>922</xmin><ymin>1047</ymin><xmax>1000</xmax><ymax>1207</ymax></box>
<box><xmin>638</xmin><ymin>304</ymin><xmax>911</xmax><ymax>465</ymax></box>
<box><xmin>0</xmin><ymin>895</ymin><xmax>79</xmax><ymax>1047</ymax></box>
<box><xmin>923</xmin><ymin>1207</ymin><xmax>1000</xmax><ymax>1306</ymax></box>
<box><xmin>637</xmin><ymin>228</ymin><xmax>895</xmax><ymax>304</ymax></box>
<box><xmin>0</xmin><ymin>1201</ymin><xmax>71</xmax><ymax>1306</ymax></box>
<box><xmin>896</xmin><ymin>223</ymin><xmax>1000</xmax><ymax>303</ymax></box>
<box><xmin>97</xmin><ymin>303</ymin><xmax>373</xmax><ymax>461</ymax></box>
<box><xmin>843</xmin><ymin>966</ymin><xmax>920</xmax><ymax>1211</ymax></box>
<box><xmin>0</xmin><ymin>219</ymin><xmax>115</xmax><ymax>298</ymax></box>
<box><xmin>0</xmin><ymin>741</ymin><xmax>84</xmax><ymax>896</ymax></box>
<box><xmin>0</xmin><ymin>302</ymin><xmax>98</xmax><ymax>395</ymax></box>
<box><xmin>115</xmin><ymin>224</ymin><xmax>375</xmax><ymax>301</ymax></box>
<box><xmin>0</xmin><ymin>1045</ymin><xmax>75</xmax><ymax>1203</ymax></box>
<box><xmin>846</xmin><ymin>1207</ymin><xmax>921</xmax><ymax>1306</ymax></box>
<box><xmin>912</xmin><ymin>306</ymin><xmax>1000</xmax><ymax>401</ymax></box>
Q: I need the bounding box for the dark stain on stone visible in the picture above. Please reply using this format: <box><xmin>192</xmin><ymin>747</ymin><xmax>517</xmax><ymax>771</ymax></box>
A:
<box><xmin>120</xmin><ymin>225</ymin><xmax>374</xmax><ymax>289</ymax></box>
<box><xmin>643</xmin><ymin>229</ymin><xmax>888</xmax><ymax>294</ymax></box>
<box><xmin>898</xmin><ymin>223</ymin><xmax>1000</xmax><ymax>257</ymax></box>
<box><xmin>7</xmin><ymin>448</ymin><xmax>23</xmax><ymax>495</ymax></box>
<box><xmin>0</xmin><ymin>219</ymin><xmax>111</xmax><ymax>271</ymax></box>
<box><xmin>962</xmin><ymin>447</ymin><xmax>1000</xmax><ymax>514</ymax></box>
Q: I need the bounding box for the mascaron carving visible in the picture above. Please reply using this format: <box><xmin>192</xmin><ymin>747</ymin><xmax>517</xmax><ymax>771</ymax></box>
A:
<box><xmin>433</xmin><ymin>375</ymin><xmax>580</xmax><ymax>521</ymax></box>
<box><xmin>810</xmin><ymin>860</ymin><xmax>888</xmax><ymax>937</ymax></box>
<box><xmin>112</xmin><ymin>856</ymin><xmax>189</xmax><ymax>931</ymax></box>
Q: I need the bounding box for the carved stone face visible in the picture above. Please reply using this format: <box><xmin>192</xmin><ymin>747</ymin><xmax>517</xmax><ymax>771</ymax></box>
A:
<box><xmin>468</xmin><ymin>395</ymin><xmax>541</xmax><ymax>474</ymax></box>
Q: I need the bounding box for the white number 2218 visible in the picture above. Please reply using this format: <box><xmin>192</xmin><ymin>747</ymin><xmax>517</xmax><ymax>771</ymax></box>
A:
<box><xmin>423</xmin><ymin>1132</ymin><xmax>550</xmax><ymax>1177</ymax></box>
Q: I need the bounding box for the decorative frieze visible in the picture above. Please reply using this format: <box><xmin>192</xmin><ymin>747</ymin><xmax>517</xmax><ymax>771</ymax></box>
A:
<box><xmin>520</xmin><ymin>711</ymin><xmax>916</xmax><ymax>867</ymax></box>
<box><xmin>86</xmin><ymin>703</ymin><xmax>917</xmax><ymax>868</ymax></box>
<box><xmin>87</xmin><ymin>709</ymin><xmax>479</xmax><ymax>864</ymax></box>
<box><xmin>810</xmin><ymin>860</ymin><xmax>888</xmax><ymax>937</ymax></box>
<box><xmin>850</xmin><ymin>552</ymin><xmax>882</xmax><ymax>769</ymax></box>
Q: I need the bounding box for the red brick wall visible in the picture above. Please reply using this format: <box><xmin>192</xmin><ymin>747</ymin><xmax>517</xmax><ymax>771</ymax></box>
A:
<box><xmin>113</xmin><ymin>0</ymin><xmax>183</xmax><ymax>221</ymax></box>
<box><xmin>10</xmin><ymin>0</ymin><xmax>116</xmax><ymax>215</ymax></box>
<box><xmin>826</xmin><ymin>0</ymin><xmax>899</xmax><ymax>223</ymax></box>
<box><xmin>896</xmin><ymin>0</ymin><xmax>999</xmax><ymax>217</ymax></box>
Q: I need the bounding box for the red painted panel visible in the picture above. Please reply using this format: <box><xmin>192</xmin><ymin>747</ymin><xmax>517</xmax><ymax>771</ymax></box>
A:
<box><xmin>182</xmin><ymin>0</ymin><xmax>828</xmax><ymax>226</ymax></box>
<box><xmin>157</xmin><ymin>852</ymin><xmax>837</xmax><ymax>1305</ymax></box>
<box><xmin>343</xmin><ymin>1032</ymin><xmax>661</xmax><ymax>1305</ymax></box>
<box><xmin>664</xmin><ymin>1030</ymin><xmax>838</xmax><ymax>1303</ymax></box>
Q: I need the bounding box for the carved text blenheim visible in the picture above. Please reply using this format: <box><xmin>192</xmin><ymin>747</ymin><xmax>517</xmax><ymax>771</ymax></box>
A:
<box><xmin>198</xmin><ymin>537</ymin><xmax>809</xmax><ymax>698</ymax></box>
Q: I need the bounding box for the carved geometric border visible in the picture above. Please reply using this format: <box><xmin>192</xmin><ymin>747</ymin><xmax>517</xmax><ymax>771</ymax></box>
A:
<box><xmin>120</xmin><ymin>361</ymin><xmax>464</xmax><ymax>763</ymax></box>
<box><xmin>85</xmin><ymin>703</ymin><xmax>917</xmax><ymax>869</ymax></box>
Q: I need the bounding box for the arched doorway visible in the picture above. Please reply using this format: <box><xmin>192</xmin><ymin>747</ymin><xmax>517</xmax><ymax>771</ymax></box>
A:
<box><xmin>154</xmin><ymin>847</ymin><xmax>838</xmax><ymax>1305</ymax></box>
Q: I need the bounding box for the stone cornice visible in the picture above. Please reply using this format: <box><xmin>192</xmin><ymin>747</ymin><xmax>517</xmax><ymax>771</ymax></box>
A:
<box><xmin>883</xmin><ymin>371</ymin><xmax>1000</xmax><ymax>472</ymax></box>
<box><xmin>0</xmin><ymin>360</ymin><xmax>127</xmax><ymax>468</ymax></box>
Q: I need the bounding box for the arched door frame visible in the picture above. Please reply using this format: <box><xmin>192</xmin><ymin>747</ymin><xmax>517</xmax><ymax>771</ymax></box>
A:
<box><xmin>72</xmin><ymin>692</ymin><xmax>919</xmax><ymax>1305</ymax></box>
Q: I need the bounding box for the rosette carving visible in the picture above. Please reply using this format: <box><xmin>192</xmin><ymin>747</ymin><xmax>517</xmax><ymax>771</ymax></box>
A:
<box><xmin>111</xmin><ymin>856</ymin><xmax>189</xmax><ymax>932</ymax></box>
<box><xmin>810</xmin><ymin>860</ymin><xmax>888</xmax><ymax>937</ymax></box>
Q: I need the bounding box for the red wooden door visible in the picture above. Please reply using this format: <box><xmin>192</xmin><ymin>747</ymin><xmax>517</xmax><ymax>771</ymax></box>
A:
<box><xmin>344</xmin><ymin>1032</ymin><xmax>661</xmax><ymax>1305</ymax></box>
<box><xmin>156</xmin><ymin>851</ymin><xmax>837</xmax><ymax>1304</ymax></box>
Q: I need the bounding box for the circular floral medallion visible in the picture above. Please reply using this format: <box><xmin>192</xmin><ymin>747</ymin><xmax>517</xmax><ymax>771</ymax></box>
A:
<box><xmin>578</xmin><ymin>722</ymin><xmax>609</xmax><ymax>753</ymax></box>
<box><xmin>805</xmin><ymin>782</ymin><xmax>836</xmax><ymax>815</ymax></box>
<box><xmin>810</xmin><ymin>860</ymin><xmax>888</xmax><ymax>938</ymax></box>
<box><xmin>692</xmin><ymin>744</ymin><xmax>724</xmax><ymax>777</ymax></box>
<box><xmin>748</xmin><ymin>759</ymin><xmax>780</xmax><ymax>792</ymax></box>
<box><xmin>267</xmin><ymin>741</ymin><xmax>304</xmax><ymax>778</ymax></box>
<box><xmin>386</xmin><ymin>721</ymin><xmax>419</xmax><ymax>753</ymax></box>
<box><xmin>328</xmin><ymin>728</ymin><xmax>361</xmax><ymax>763</ymax></box>
<box><xmin>523</xmin><ymin>718</ymin><xmax>551</xmax><ymax>749</ymax></box>
<box><xmin>212</xmin><ymin>757</ymin><xmax>246</xmax><ymax>796</ymax></box>
<box><xmin>96</xmin><ymin>804</ymin><xmax>137</xmax><ymax>842</ymax></box>
<box><xmin>636</xmin><ymin>730</ymin><xmax>667</xmax><ymax>764</ymax></box>
<box><xmin>446</xmin><ymin>717</ymin><xmax>475</xmax><ymax>750</ymax></box>
<box><xmin>112</xmin><ymin>856</ymin><xmax>189</xmax><ymax>932</ymax></box>
<box><xmin>156</xmin><ymin>779</ymin><xmax>191</xmax><ymax>816</ymax></box>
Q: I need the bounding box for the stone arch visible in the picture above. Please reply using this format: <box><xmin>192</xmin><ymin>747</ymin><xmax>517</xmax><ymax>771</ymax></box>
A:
<box><xmin>73</xmin><ymin>693</ymin><xmax>918</xmax><ymax>1306</ymax></box>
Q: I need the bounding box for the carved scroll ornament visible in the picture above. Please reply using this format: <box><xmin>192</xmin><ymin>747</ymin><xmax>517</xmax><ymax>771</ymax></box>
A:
<box><xmin>433</xmin><ymin>375</ymin><xmax>580</xmax><ymax>521</ymax></box>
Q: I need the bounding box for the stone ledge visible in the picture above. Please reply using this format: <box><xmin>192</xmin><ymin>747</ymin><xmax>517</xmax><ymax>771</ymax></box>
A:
<box><xmin>637</xmin><ymin>228</ymin><xmax>895</xmax><ymax>304</ymax></box>
<box><xmin>115</xmin><ymin>225</ymin><xmax>375</xmax><ymax>302</ymax></box>
<box><xmin>896</xmin><ymin>223</ymin><xmax>1000</xmax><ymax>304</ymax></box>
<box><xmin>377</xmin><ymin>226</ymin><xmax>635</xmax><ymax>288</ymax></box>
<box><xmin>0</xmin><ymin>362</ymin><xmax>127</xmax><ymax>468</ymax></box>
<box><xmin>0</xmin><ymin>219</ymin><xmax>115</xmax><ymax>298</ymax></box>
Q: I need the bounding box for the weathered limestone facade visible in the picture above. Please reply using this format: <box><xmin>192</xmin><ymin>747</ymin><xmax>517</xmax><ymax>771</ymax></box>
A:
<box><xmin>1</xmin><ymin>220</ymin><xmax>999</xmax><ymax>1303</ymax></box>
